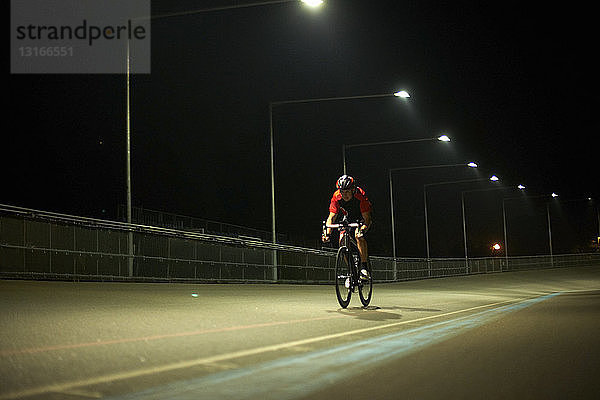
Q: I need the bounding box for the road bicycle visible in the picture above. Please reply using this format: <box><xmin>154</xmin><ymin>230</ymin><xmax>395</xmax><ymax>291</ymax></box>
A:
<box><xmin>323</xmin><ymin>217</ymin><xmax>373</xmax><ymax>308</ymax></box>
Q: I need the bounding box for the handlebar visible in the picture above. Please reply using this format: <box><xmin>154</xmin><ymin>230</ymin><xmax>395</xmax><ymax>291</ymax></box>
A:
<box><xmin>325</xmin><ymin>222</ymin><xmax>361</xmax><ymax>229</ymax></box>
<box><xmin>322</xmin><ymin>220</ymin><xmax>364</xmax><ymax>242</ymax></box>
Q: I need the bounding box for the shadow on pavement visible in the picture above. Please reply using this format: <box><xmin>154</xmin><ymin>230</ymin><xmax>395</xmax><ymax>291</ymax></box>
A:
<box><xmin>379</xmin><ymin>305</ymin><xmax>442</xmax><ymax>312</ymax></box>
<box><xmin>325</xmin><ymin>304</ymin><xmax>442</xmax><ymax>321</ymax></box>
<box><xmin>327</xmin><ymin>306</ymin><xmax>402</xmax><ymax>321</ymax></box>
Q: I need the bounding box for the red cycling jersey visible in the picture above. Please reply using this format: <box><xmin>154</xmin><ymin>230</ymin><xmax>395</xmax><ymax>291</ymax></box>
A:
<box><xmin>329</xmin><ymin>187</ymin><xmax>372</xmax><ymax>222</ymax></box>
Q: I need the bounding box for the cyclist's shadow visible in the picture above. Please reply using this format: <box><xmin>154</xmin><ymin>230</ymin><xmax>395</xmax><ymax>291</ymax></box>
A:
<box><xmin>327</xmin><ymin>305</ymin><xmax>442</xmax><ymax>321</ymax></box>
<box><xmin>327</xmin><ymin>306</ymin><xmax>403</xmax><ymax>322</ymax></box>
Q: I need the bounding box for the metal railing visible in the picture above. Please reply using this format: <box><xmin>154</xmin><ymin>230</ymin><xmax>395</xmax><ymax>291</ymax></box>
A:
<box><xmin>117</xmin><ymin>205</ymin><xmax>288</xmax><ymax>243</ymax></box>
<box><xmin>1</xmin><ymin>204</ymin><xmax>599</xmax><ymax>283</ymax></box>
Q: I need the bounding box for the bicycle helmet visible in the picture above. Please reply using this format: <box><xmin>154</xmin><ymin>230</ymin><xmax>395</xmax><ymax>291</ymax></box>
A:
<box><xmin>336</xmin><ymin>175</ymin><xmax>355</xmax><ymax>191</ymax></box>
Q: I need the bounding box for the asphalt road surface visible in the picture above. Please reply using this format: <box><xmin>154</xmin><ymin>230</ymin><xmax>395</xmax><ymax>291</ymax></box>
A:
<box><xmin>1</xmin><ymin>266</ymin><xmax>599</xmax><ymax>399</ymax></box>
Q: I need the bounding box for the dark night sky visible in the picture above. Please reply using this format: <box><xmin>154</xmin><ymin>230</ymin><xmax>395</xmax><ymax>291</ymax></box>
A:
<box><xmin>6</xmin><ymin>1</ymin><xmax>599</xmax><ymax>258</ymax></box>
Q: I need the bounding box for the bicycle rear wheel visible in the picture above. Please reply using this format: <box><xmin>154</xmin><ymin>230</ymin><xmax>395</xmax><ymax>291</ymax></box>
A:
<box><xmin>358</xmin><ymin>263</ymin><xmax>373</xmax><ymax>307</ymax></box>
<box><xmin>335</xmin><ymin>246</ymin><xmax>352</xmax><ymax>308</ymax></box>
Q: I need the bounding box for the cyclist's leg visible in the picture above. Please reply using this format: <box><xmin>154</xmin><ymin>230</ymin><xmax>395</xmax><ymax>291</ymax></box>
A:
<box><xmin>355</xmin><ymin>233</ymin><xmax>368</xmax><ymax>263</ymax></box>
<box><xmin>338</xmin><ymin>229</ymin><xmax>345</xmax><ymax>247</ymax></box>
<box><xmin>355</xmin><ymin>230</ymin><xmax>370</xmax><ymax>279</ymax></box>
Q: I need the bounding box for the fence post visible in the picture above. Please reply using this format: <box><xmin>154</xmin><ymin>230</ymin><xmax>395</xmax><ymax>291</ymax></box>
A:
<box><xmin>73</xmin><ymin>225</ymin><xmax>76</xmax><ymax>275</ymax></box>
<box><xmin>23</xmin><ymin>219</ymin><xmax>26</xmax><ymax>272</ymax></box>
<box><xmin>167</xmin><ymin>237</ymin><xmax>171</xmax><ymax>279</ymax></box>
<box><xmin>127</xmin><ymin>231</ymin><xmax>134</xmax><ymax>277</ymax></box>
<box><xmin>96</xmin><ymin>229</ymin><xmax>99</xmax><ymax>276</ymax></box>
<box><xmin>194</xmin><ymin>241</ymin><xmax>198</xmax><ymax>279</ymax></box>
<box><xmin>49</xmin><ymin>222</ymin><xmax>52</xmax><ymax>273</ymax></box>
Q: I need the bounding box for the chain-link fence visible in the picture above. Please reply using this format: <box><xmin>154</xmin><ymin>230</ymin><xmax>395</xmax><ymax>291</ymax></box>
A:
<box><xmin>2</xmin><ymin>205</ymin><xmax>599</xmax><ymax>283</ymax></box>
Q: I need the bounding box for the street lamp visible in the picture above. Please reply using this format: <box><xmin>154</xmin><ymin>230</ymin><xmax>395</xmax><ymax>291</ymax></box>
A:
<box><xmin>423</xmin><ymin>175</ymin><xmax>499</xmax><ymax>271</ymax></box>
<box><xmin>457</xmin><ymin>177</ymin><xmax>502</xmax><ymax>268</ymax></box>
<box><xmin>501</xmin><ymin>184</ymin><xmax>526</xmax><ymax>266</ymax></box>
<box><xmin>125</xmin><ymin>0</ymin><xmax>324</xmax><ymax>278</ymax></box>
<box><xmin>502</xmin><ymin>192</ymin><xmax>560</xmax><ymax>268</ymax></box>
<box><xmin>388</xmin><ymin>162</ymin><xmax>477</xmax><ymax>265</ymax></box>
<box><xmin>460</xmin><ymin>184</ymin><xmax>527</xmax><ymax>271</ymax></box>
<box><xmin>148</xmin><ymin>0</ymin><xmax>323</xmax><ymax>19</ymax></box>
<box><xmin>268</xmin><ymin>90</ymin><xmax>409</xmax><ymax>279</ymax></box>
<box><xmin>343</xmin><ymin>134</ymin><xmax>450</xmax><ymax>174</ymax></box>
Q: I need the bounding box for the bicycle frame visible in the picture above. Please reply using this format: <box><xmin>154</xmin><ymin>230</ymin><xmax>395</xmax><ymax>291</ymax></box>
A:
<box><xmin>340</xmin><ymin>228</ymin><xmax>359</xmax><ymax>273</ymax></box>
<box><xmin>341</xmin><ymin>227</ymin><xmax>357</xmax><ymax>251</ymax></box>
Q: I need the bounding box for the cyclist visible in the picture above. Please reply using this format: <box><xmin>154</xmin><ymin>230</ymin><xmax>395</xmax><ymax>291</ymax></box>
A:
<box><xmin>322</xmin><ymin>175</ymin><xmax>372</xmax><ymax>279</ymax></box>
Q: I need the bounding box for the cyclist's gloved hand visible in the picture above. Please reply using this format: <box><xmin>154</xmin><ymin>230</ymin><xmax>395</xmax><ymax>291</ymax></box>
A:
<box><xmin>321</xmin><ymin>233</ymin><xmax>330</xmax><ymax>243</ymax></box>
<box><xmin>355</xmin><ymin>226</ymin><xmax>366</xmax><ymax>238</ymax></box>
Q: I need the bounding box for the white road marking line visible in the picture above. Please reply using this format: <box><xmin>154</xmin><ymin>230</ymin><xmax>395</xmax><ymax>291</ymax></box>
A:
<box><xmin>53</xmin><ymin>389</ymin><xmax>103</xmax><ymax>399</ymax></box>
<box><xmin>1</xmin><ymin>294</ymin><xmax>561</xmax><ymax>400</ymax></box>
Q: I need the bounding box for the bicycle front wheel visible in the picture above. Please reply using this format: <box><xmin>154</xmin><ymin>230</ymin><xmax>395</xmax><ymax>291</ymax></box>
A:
<box><xmin>335</xmin><ymin>246</ymin><xmax>352</xmax><ymax>308</ymax></box>
<box><xmin>358</xmin><ymin>263</ymin><xmax>373</xmax><ymax>307</ymax></box>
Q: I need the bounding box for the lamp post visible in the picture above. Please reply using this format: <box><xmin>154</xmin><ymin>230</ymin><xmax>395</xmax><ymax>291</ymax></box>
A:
<box><xmin>126</xmin><ymin>41</ymin><xmax>133</xmax><ymax>276</ymax></box>
<box><xmin>388</xmin><ymin>162</ymin><xmax>477</xmax><ymax>273</ymax></box>
<box><xmin>461</xmin><ymin>184</ymin><xmax>525</xmax><ymax>272</ymax></box>
<box><xmin>125</xmin><ymin>0</ymin><xmax>324</xmax><ymax>278</ymax></box>
<box><xmin>596</xmin><ymin>202</ymin><xmax>600</xmax><ymax>248</ymax></box>
<box><xmin>546</xmin><ymin>201</ymin><xmax>554</xmax><ymax>266</ymax></box>
<box><xmin>423</xmin><ymin>175</ymin><xmax>499</xmax><ymax>274</ymax></box>
<box><xmin>344</xmin><ymin>135</ymin><xmax>451</xmax><ymax>175</ymax></box>
<box><xmin>269</xmin><ymin>90</ymin><xmax>409</xmax><ymax>280</ymax></box>
<box><xmin>500</xmin><ymin>185</ymin><xmax>527</xmax><ymax>267</ymax></box>
<box><xmin>502</xmin><ymin>192</ymin><xmax>559</xmax><ymax>268</ymax></box>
